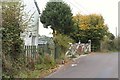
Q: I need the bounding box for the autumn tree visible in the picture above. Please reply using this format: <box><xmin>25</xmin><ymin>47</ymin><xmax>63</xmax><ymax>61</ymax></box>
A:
<box><xmin>72</xmin><ymin>14</ymin><xmax>108</xmax><ymax>51</ymax></box>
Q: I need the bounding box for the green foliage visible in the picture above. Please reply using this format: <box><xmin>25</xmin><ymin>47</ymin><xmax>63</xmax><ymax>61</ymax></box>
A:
<box><xmin>44</xmin><ymin>54</ymin><xmax>55</xmax><ymax>65</ymax></box>
<box><xmin>1</xmin><ymin>1</ymin><xmax>28</xmax><ymax>77</ymax></box>
<box><xmin>2</xmin><ymin>1</ymin><xmax>23</xmax><ymax>58</ymax></box>
<box><xmin>55</xmin><ymin>34</ymin><xmax>74</xmax><ymax>49</ymax></box>
<box><xmin>40</xmin><ymin>1</ymin><xmax>75</xmax><ymax>60</ymax></box>
<box><xmin>37</xmin><ymin>55</ymin><xmax>45</xmax><ymax>64</ymax></box>
<box><xmin>40</xmin><ymin>1</ymin><xmax>74</xmax><ymax>35</ymax></box>
<box><xmin>107</xmin><ymin>32</ymin><xmax>115</xmax><ymax>40</ymax></box>
<box><xmin>54</xmin><ymin>34</ymin><xmax>74</xmax><ymax>59</ymax></box>
<box><xmin>111</xmin><ymin>37</ymin><xmax>119</xmax><ymax>51</ymax></box>
<box><xmin>100</xmin><ymin>35</ymin><xmax>117</xmax><ymax>52</ymax></box>
<box><xmin>13</xmin><ymin>53</ymin><xmax>56</xmax><ymax>78</ymax></box>
<box><xmin>36</xmin><ymin>53</ymin><xmax>55</xmax><ymax>65</ymax></box>
<box><xmin>118</xmin><ymin>36</ymin><xmax>120</xmax><ymax>51</ymax></box>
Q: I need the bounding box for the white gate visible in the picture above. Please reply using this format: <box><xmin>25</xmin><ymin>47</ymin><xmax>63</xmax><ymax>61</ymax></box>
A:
<box><xmin>65</xmin><ymin>40</ymin><xmax>91</xmax><ymax>57</ymax></box>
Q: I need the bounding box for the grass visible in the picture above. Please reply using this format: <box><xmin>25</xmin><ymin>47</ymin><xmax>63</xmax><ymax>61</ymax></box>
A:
<box><xmin>19</xmin><ymin>57</ymin><xmax>71</xmax><ymax>78</ymax></box>
<box><xmin>3</xmin><ymin>53</ymin><xmax>71</xmax><ymax>78</ymax></box>
<box><xmin>16</xmin><ymin>63</ymin><xmax>58</xmax><ymax>78</ymax></box>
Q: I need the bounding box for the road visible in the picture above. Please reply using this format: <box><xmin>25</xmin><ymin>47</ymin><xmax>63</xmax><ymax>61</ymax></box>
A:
<box><xmin>46</xmin><ymin>52</ymin><xmax>118</xmax><ymax>78</ymax></box>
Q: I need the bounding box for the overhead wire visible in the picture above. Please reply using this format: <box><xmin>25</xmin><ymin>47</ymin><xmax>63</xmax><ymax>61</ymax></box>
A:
<box><xmin>74</xmin><ymin>0</ymin><xmax>90</xmax><ymax>14</ymax></box>
<box><xmin>65</xmin><ymin>0</ymin><xmax>90</xmax><ymax>15</ymax></box>
<box><xmin>66</xmin><ymin>0</ymin><xmax>85</xmax><ymax>14</ymax></box>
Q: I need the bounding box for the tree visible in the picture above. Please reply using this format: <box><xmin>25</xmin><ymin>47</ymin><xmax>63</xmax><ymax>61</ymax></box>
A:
<box><xmin>40</xmin><ymin>1</ymin><xmax>74</xmax><ymax>35</ymax></box>
<box><xmin>2</xmin><ymin>1</ymin><xmax>29</xmax><ymax>77</ymax></box>
<box><xmin>72</xmin><ymin>14</ymin><xmax>108</xmax><ymax>51</ymax></box>
<box><xmin>40</xmin><ymin>1</ymin><xmax>74</xmax><ymax>59</ymax></box>
<box><xmin>107</xmin><ymin>32</ymin><xmax>115</xmax><ymax>40</ymax></box>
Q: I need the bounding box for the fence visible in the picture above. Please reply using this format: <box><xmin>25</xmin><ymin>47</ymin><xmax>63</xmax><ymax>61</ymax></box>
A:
<box><xmin>24</xmin><ymin>41</ymin><xmax>91</xmax><ymax>61</ymax></box>
<box><xmin>24</xmin><ymin>46</ymin><xmax>37</xmax><ymax>62</ymax></box>
<box><xmin>24</xmin><ymin>44</ymin><xmax>52</xmax><ymax>62</ymax></box>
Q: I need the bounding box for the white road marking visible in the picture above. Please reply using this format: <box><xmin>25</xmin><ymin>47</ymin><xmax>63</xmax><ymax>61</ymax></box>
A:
<box><xmin>71</xmin><ymin>64</ymin><xmax>77</xmax><ymax>67</ymax></box>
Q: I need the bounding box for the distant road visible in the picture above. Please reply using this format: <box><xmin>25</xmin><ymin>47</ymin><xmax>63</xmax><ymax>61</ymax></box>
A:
<box><xmin>46</xmin><ymin>52</ymin><xmax>118</xmax><ymax>78</ymax></box>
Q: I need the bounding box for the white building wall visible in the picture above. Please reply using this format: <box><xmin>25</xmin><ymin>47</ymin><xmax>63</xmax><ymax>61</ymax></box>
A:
<box><xmin>21</xmin><ymin>0</ymin><xmax>39</xmax><ymax>46</ymax></box>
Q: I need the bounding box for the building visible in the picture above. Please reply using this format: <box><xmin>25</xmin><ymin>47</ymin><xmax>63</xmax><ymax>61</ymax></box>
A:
<box><xmin>21</xmin><ymin>0</ymin><xmax>40</xmax><ymax>46</ymax></box>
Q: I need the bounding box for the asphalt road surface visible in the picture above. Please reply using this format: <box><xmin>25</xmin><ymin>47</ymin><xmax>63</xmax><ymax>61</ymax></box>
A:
<box><xmin>46</xmin><ymin>52</ymin><xmax>118</xmax><ymax>78</ymax></box>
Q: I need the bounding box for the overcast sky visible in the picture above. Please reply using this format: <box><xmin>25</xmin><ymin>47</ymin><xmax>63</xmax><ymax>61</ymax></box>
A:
<box><xmin>36</xmin><ymin>0</ymin><xmax>119</xmax><ymax>37</ymax></box>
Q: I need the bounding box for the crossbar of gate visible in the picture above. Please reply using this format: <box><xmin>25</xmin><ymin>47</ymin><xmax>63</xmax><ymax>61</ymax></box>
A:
<box><xmin>65</xmin><ymin>41</ymin><xmax>91</xmax><ymax>57</ymax></box>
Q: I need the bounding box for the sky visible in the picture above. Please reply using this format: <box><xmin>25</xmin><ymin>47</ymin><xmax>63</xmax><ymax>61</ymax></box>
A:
<box><xmin>36</xmin><ymin>0</ymin><xmax>119</xmax><ymax>37</ymax></box>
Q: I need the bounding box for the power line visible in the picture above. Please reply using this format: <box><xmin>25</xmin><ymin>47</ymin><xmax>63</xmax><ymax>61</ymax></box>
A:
<box><xmin>73</xmin><ymin>0</ymin><xmax>90</xmax><ymax>14</ymax></box>
<box><xmin>66</xmin><ymin>0</ymin><xmax>89</xmax><ymax>15</ymax></box>
<box><xmin>66</xmin><ymin>0</ymin><xmax>86</xmax><ymax>14</ymax></box>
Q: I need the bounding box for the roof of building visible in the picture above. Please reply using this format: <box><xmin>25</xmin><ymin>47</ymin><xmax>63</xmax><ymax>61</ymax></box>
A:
<box><xmin>38</xmin><ymin>40</ymin><xmax>47</xmax><ymax>44</ymax></box>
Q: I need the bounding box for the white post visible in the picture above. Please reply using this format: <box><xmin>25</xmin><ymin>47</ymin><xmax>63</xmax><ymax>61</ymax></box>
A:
<box><xmin>88</xmin><ymin>40</ymin><xmax>91</xmax><ymax>52</ymax></box>
<box><xmin>78</xmin><ymin>40</ymin><xmax>81</xmax><ymax>44</ymax></box>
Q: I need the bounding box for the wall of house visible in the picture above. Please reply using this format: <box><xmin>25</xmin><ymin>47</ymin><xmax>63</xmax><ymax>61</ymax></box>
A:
<box><xmin>21</xmin><ymin>0</ymin><xmax>39</xmax><ymax>46</ymax></box>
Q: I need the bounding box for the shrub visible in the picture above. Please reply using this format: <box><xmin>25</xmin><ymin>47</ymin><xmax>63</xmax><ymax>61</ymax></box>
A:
<box><xmin>44</xmin><ymin>54</ymin><xmax>55</xmax><ymax>66</ymax></box>
<box><xmin>54</xmin><ymin>34</ymin><xmax>74</xmax><ymax>59</ymax></box>
<box><xmin>36</xmin><ymin>55</ymin><xmax>44</xmax><ymax>64</ymax></box>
